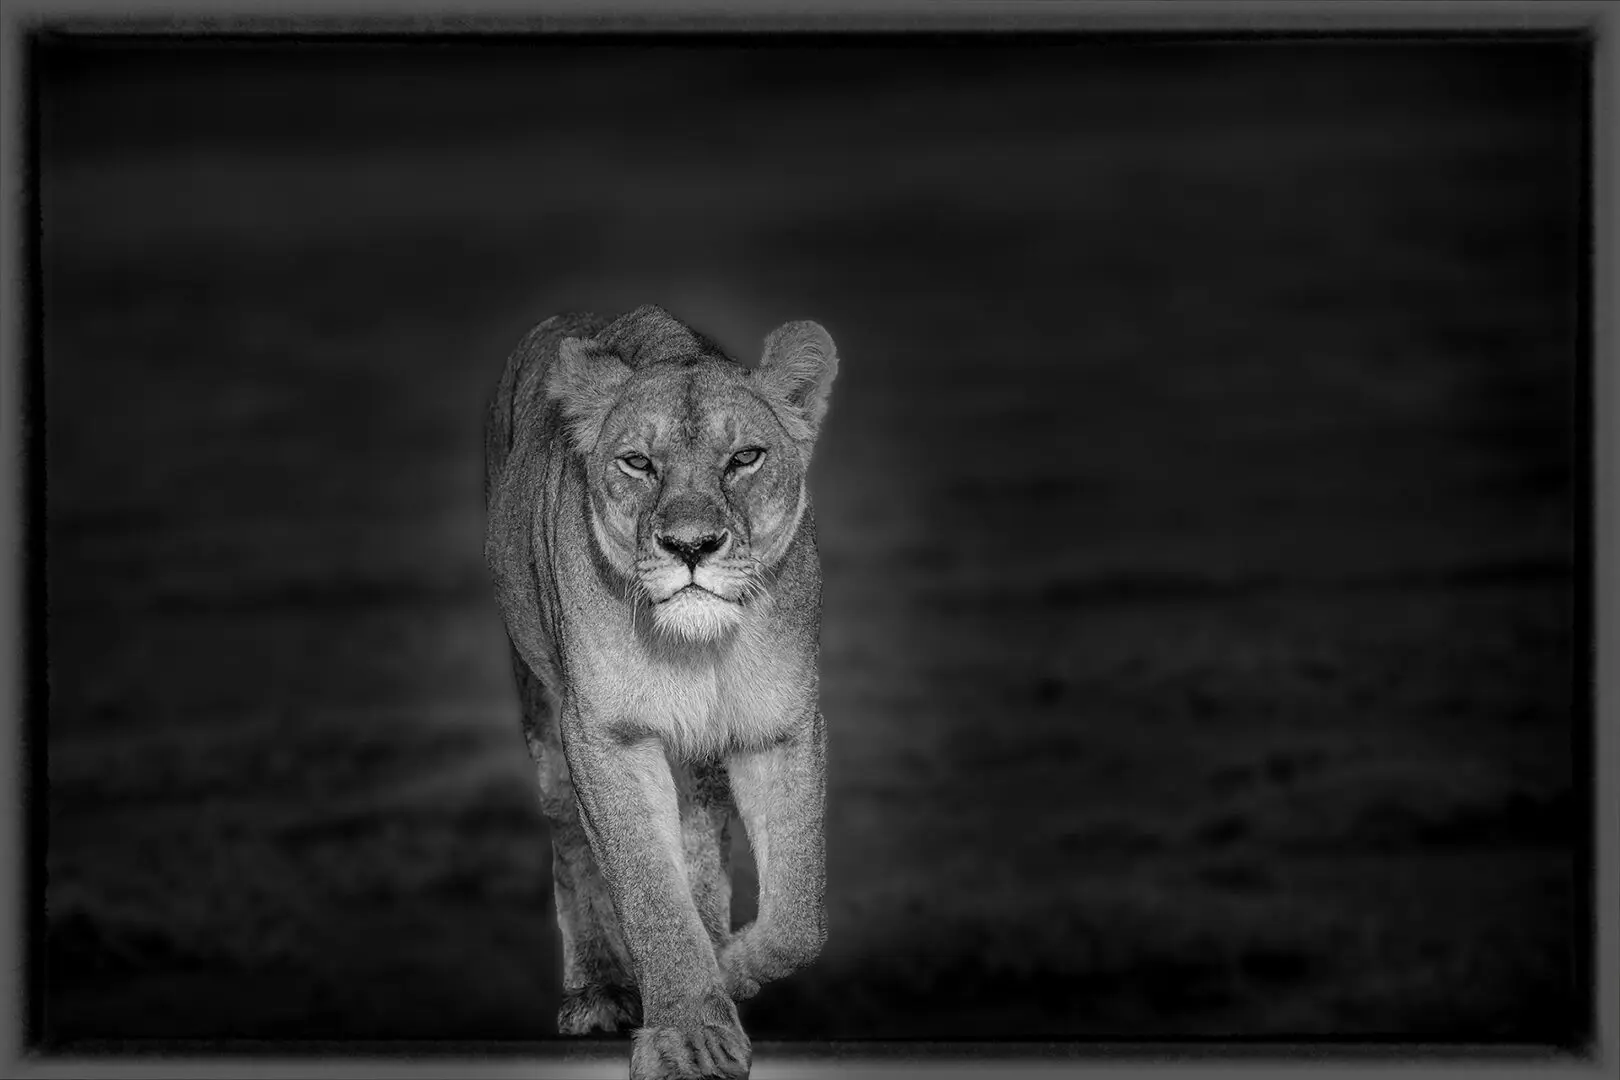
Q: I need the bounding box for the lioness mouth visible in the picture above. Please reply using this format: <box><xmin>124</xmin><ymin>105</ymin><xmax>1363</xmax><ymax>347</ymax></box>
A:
<box><xmin>664</xmin><ymin>584</ymin><xmax>730</xmax><ymax>603</ymax></box>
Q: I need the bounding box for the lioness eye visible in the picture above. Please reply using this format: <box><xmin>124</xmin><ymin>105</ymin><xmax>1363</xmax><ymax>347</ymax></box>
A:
<box><xmin>729</xmin><ymin>448</ymin><xmax>763</xmax><ymax>470</ymax></box>
<box><xmin>621</xmin><ymin>454</ymin><xmax>652</xmax><ymax>473</ymax></box>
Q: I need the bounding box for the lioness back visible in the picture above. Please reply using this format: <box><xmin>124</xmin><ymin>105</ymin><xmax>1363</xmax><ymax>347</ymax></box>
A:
<box><xmin>486</xmin><ymin>313</ymin><xmax>603</xmax><ymax>494</ymax></box>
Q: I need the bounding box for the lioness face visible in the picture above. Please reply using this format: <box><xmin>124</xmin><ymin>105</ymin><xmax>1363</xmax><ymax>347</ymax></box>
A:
<box><xmin>586</xmin><ymin>363</ymin><xmax>806</xmax><ymax>642</ymax></box>
<box><xmin>547</xmin><ymin>318</ymin><xmax>838</xmax><ymax>644</ymax></box>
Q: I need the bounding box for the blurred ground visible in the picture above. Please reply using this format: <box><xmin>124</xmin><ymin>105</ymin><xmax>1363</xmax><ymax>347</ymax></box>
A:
<box><xmin>38</xmin><ymin>39</ymin><xmax>1583</xmax><ymax>1044</ymax></box>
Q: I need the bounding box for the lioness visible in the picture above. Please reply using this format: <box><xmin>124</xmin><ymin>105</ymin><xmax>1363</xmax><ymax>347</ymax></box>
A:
<box><xmin>483</xmin><ymin>304</ymin><xmax>835</xmax><ymax>1079</ymax></box>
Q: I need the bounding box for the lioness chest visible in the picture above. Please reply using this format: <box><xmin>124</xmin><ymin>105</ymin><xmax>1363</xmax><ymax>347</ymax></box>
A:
<box><xmin>568</xmin><ymin>621</ymin><xmax>808</xmax><ymax>761</ymax></box>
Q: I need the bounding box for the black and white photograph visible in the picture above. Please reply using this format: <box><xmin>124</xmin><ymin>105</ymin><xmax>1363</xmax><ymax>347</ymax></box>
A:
<box><xmin>17</xmin><ymin>15</ymin><xmax>1601</xmax><ymax>1080</ymax></box>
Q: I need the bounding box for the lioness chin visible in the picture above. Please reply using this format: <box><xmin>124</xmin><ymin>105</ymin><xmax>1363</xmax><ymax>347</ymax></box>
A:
<box><xmin>484</xmin><ymin>304</ymin><xmax>835</xmax><ymax>1080</ymax></box>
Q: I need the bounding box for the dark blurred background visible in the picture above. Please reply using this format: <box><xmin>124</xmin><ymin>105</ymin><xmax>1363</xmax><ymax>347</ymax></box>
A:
<box><xmin>39</xmin><ymin>35</ymin><xmax>1585</xmax><ymax>1045</ymax></box>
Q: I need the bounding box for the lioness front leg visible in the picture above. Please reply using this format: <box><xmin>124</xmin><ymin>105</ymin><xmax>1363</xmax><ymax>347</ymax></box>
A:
<box><xmin>513</xmin><ymin>658</ymin><xmax>641</xmax><ymax>1034</ymax></box>
<box><xmin>564</xmin><ymin>716</ymin><xmax>751</xmax><ymax>1080</ymax></box>
<box><xmin>720</xmin><ymin>711</ymin><xmax>828</xmax><ymax>1001</ymax></box>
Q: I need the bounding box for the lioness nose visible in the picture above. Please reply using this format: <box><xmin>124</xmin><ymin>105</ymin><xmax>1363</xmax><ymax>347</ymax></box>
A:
<box><xmin>658</xmin><ymin>530</ymin><xmax>728</xmax><ymax>569</ymax></box>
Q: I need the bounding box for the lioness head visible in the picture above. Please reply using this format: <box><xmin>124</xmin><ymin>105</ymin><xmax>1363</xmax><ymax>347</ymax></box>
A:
<box><xmin>545</xmin><ymin>314</ymin><xmax>838</xmax><ymax>643</ymax></box>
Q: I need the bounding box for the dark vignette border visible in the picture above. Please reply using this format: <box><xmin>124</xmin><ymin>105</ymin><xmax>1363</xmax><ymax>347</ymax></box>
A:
<box><xmin>3</xmin><ymin>3</ymin><xmax>1613</xmax><ymax>1079</ymax></box>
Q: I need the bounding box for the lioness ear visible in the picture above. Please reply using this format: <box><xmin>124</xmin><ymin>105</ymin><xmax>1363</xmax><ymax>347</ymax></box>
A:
<box><xmin>546</xmin><ymin>337</ymin><xmax>633</xmax><ymax>455</ymax></box>
<box><xmin>755</xmin><ymin>320</ymin><xmax>839</xmax><ymax>441</ymax></box>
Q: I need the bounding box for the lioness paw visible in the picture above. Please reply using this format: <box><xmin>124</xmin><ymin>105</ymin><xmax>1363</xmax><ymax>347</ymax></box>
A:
<box><xmin>718</xmin><ymin>922</ymin><xmax>820</xmax><ymax>1001</ymax></box>
<box><xmin>630</xmin><ymin>993</ymin><xmax>751</xmax><ymax>1080</ymax></box>
<box><xmin>717</xmin><ymin>943</ymin><xmax>762</xmax><ymax>1001</ymax></box>
<box><xmin>558</xmin><ymin>983</ymin><xmax>642</xmax><ymax>1036</ymax></box>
